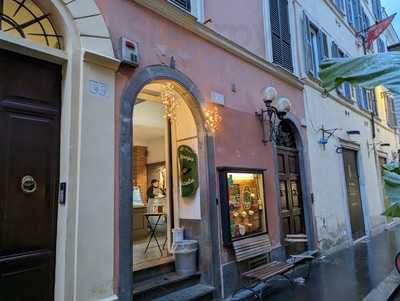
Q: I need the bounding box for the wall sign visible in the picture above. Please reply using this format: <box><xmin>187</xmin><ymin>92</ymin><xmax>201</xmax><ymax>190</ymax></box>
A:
<box><xmin>88</xmin><ymin>80</ymin><xmax>108</xmax><ymax>97</ymax></box>
<box><xmin>178</xmin><ymin>145</ymin><xmax>199</xmax><ymax>197</ymax></box>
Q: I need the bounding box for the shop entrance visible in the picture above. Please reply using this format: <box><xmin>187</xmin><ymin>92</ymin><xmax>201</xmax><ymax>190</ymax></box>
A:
<box><xmin>132</xmin><ymin>81</ymin><xmax>199</xmax><ymax>271</ymax></box>
<box><xmin>0</xmin><ymin>49</ymin><xmax>61</xmax><ymax>300</ymax></box>
<box><xmin>276</xmin><ymin>120</ymin><xmax>306</xmax><ymax>255</ymax></box>
<box><xmin>343</xmin><ymin>149</ymin><xmax>365</xmax><ymax>240</ymax></box>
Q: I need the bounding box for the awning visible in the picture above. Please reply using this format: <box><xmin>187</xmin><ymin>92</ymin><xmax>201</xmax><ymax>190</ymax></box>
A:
<box><xmin>319</xmin><ymin>52</ymin><xmax>400</xmax><ymax>96</ymax></box>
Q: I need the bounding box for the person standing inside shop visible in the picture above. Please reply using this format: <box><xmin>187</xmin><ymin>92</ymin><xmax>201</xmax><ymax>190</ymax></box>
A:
<box><xmin>147</xmin><ymin>179</ymin><xmax>165</xmax><ymax>199</ymax></box>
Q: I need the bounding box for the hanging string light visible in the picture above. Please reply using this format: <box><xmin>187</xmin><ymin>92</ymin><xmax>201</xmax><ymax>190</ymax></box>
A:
<box><xmin>203</xmin><ymin>105</ymin><xmax>222</xmax><ymax>133</ymax></box>
<box><xmin>161</xmin><ymin>83</ymin><xmax>179</xmax><ymax>120</ymax></box>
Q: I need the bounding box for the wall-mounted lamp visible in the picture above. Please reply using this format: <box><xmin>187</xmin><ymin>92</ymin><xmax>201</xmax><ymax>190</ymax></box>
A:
<box><xmin>319</xmin><ymin>125</ymin><xmax>340</xmax><ymax>150</ymax></box>
<box><xmin>255</xmin><ymin>87</ymin><xmax>291</xmax><ymax>144</ymax></box>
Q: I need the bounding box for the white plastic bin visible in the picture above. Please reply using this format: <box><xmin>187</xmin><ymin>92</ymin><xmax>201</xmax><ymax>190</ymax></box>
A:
<box><xmin>172</xmin><ymin>240</ymin><xmax>198</xmax><ymax>275</ymax></box>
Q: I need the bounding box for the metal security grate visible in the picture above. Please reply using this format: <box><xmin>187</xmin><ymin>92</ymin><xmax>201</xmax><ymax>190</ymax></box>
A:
<box><xmin>169</xmin><ymin>0</ymin><xmax>191</xmax><ymax>12</ymax></box>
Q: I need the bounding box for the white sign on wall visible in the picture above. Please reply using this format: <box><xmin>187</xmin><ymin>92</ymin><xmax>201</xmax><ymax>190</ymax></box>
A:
<box><xmin>88</xmin><ymin>80</ymin><xmax>108</xmax><ymax>97</ymax></box>
<box><xmin>211</xmin><ymin>90</ymin><xmax>225</xmax><ymax>106</ymax></box>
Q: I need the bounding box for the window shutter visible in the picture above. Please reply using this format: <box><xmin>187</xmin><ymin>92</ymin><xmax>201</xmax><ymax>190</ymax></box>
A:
<box><xmin>170</xmin><ymin>0</ymin><xmax>191</xmax><ymax>11</ymax></box>
<box><xmin>346</xmin><ymin>0</ymin><xmax>354</xmax><ymax>27</ymax></box>
<box><xmin>338</xmin><ymin>0</ymin><xmax>345</xmax><ymax>13</ymax></box>
<box><xmin>362</xmin><ymin>88</ymin><xmax>369</xmax><ymax>109</ymax></box>
<box><xmin>352</xmin><ymin>0</ymin><xmax>362</xmax><ymax>32</ymax></box>
<box><xmin>320</xmin><ymin>32</ymin><xmax>329</xmax><ymax>59</ymax></box>
<box><xmin>377</xmin><ymin>38</ymin><xmax>385</xmax><ymax>53</ymax></box>
<box><xmin>368</xmin><ymin>90</ymin><xmax>378</xmax><ymax>116</ymax></box>
<box><xmin>372</xmin><ymin>0</ymin><xmax>382</xmax><ymax>21</ymax></box>
<box><xmin>331</xmin><ymin>41</ymin><xmax>339</xmax><ymax>58</ymax></box>
<box><xmin>280</xmin><ymin>0</ymin><xmax>293</xmax><ymax>71</ymax></box>
<box><xmin>270</xmin><ymin>0</ymin><xmax>293</xmax><ymax>72</ymax></box>
<box><xmin>303</xmin><ymin>12</ymin><xmax>313</xmax><ymax>76</ymax></box>
<box><xmin>356</xmin><ymin>86</ymin><xmax>363</xmax><ymax>107</ymax></box>
<box><xmin>362</xmin><ymin>9</ymin><xmax>370</xmax><ymax>32</ymax></box>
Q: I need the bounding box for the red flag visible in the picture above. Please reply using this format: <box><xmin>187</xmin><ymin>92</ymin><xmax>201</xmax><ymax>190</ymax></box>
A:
<box><xmin>365</xmin><ymin>14</ymin><xmax>396</xmax><ymax>49</ymax></box>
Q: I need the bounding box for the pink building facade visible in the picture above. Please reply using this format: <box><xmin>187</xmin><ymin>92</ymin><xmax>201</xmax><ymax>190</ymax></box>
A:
<box><xmin>96</xmin><ymin>0</ymin><xmax>313</xmax><ymax>299</ymax></box>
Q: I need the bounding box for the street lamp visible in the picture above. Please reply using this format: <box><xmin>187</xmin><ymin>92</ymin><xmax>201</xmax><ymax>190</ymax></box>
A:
<box><xmin>256</xmin><ymin>87</ymin><xmax>292</xmax><ymax>144</ymax></box>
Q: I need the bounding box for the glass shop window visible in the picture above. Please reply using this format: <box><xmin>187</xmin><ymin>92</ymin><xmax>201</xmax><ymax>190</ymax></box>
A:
<box><xmin>219</xmin><ymin>169</ymin><xmax>268</xmax><ymax>245</ymax></box>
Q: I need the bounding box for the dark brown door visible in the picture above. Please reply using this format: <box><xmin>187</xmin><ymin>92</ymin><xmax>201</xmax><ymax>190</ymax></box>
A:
<box><xmin>379</xmin><ymin>157</ymin><xmax>391</xmax><ymax>223</ymax></box>
<box><xmin>0</xmin><ymin>49</ymin><xmax>61</xmax><ymax>301</ymax></box>
<box><xmin>278</xmin><ymin>147</ymin><xmax>305</xmax><ymax>238</ymax></box>
<box><xmin>343</xmin><ymin>149</ymin><xmax>365</xmax><ymax>240</ymax></box>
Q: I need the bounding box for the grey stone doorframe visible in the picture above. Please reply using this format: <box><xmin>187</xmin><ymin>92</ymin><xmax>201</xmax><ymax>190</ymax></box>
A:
<box><xmin>118</xmin><ymin>65</ymin><xmax>221</xmax><ymax>301</ymax></box>
<box><xmin>273</xmin><ymin>113</ymin><xmax>316</xmax><ymax>251</ymax></box>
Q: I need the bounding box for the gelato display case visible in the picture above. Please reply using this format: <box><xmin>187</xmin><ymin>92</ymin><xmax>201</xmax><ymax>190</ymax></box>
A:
<box><xmin>218</xmin><ymin>168</ymin><xmax>268</xmax><ymax>245</ymax></box>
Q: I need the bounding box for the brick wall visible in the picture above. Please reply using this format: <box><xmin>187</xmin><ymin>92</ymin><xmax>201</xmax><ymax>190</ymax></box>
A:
<box><xmin>133</xmin><ymin>146</ymin><xmax>148</xmax><ymax>202</ymax></box>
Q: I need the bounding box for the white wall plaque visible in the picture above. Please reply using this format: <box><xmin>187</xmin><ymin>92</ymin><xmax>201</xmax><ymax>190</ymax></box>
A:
<box><xmin>89</xmin><ymin>80</ymin><xmax>108</xmax><ymax>97</ymax></box>
<box><xmin>211</xmin><ymin>90</ymin><xmax>225</xmax><ymax>106</ymax></box>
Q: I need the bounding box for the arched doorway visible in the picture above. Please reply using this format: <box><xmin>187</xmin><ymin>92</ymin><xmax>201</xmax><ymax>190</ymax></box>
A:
<box><xmin>132</xmin><ymin>80</ymin><xmax>201</xmax><ymax>271</ymax></box>
<box><xmin>119</xmin><ymin>65</ymin><xmax>221</xmax><ymax>300</ymax></box>
<box><xmin>276</xmin><ymin>120</ymin><xmax>308</xmax><ymax>255</ymax></box>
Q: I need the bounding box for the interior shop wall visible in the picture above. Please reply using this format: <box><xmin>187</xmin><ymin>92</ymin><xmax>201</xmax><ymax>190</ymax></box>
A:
<box><xmin>173</xmin><ymin>95</ymin><xmax>201</xmax><ymax>220</ymax></box>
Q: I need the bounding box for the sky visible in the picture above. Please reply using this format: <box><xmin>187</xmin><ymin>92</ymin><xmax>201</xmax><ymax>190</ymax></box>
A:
<box><xmin>381</xmin><ymin>0</ymin><xmax>400</xmax><ymax>35</ymax></box>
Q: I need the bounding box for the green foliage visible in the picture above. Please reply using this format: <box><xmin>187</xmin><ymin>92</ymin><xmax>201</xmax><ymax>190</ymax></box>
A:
<box><xmin>383</xmin><ymin>203</ymin><xmax>400</xmax><ymax>218</ymax></box>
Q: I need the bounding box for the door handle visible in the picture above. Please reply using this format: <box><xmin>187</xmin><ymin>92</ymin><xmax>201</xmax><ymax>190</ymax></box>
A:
<box><xmin>21</xmin><ymin>175</ymin><xmax>37</xmax><ymax>194</ymax></box>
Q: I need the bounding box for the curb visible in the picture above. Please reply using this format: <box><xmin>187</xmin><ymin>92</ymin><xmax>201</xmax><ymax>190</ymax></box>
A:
<box><xmin>362</xmin><ymin>269</ymin><xmax>400</xmax><ymax>301</ymax></box>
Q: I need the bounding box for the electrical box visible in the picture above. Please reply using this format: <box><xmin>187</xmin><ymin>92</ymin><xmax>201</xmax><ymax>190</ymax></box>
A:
<box><xmin>118</xmin><ymin>37</ymin><xmax>139</xmax><ymax>67</ymax></box>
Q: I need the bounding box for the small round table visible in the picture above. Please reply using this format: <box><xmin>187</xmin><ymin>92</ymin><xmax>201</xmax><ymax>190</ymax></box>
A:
<box><xmin>144</xmin><ymin>213</ymin><xmax>167</xmax><ymax>255</ymax></box>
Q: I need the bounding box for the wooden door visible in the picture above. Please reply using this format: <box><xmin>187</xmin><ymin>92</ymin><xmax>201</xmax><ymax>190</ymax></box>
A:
<box><xmin>343</xmin><ymin>149</ymin><xmax>365</xmax><ymax>240</ymax></box>
<box><xmin>0</xmin><ymin>49</ymin><xmax>61</xmax><ymax>301</ymax></box>
<box><xmin>278</xmin><ymin>147</ymin><xmax>305</xmax><ymax>238</ymax></box>
<box><xmin>379</xmin><ymin>157</ymin><xmax>391</xmax><ymax>223</ymax></box>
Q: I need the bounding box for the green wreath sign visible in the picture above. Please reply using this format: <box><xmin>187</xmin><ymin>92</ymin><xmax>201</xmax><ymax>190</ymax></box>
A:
<box><xmin>178</xmin><ymin>145</ymin><xmax>199</xmax><ymax>197</ymax></box>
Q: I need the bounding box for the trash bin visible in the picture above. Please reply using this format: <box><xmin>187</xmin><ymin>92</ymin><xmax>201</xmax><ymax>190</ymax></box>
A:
<box><xmin>172</xmin><ymin>240</ymin><xmax>198</xmax><ymax>275</ymax></box>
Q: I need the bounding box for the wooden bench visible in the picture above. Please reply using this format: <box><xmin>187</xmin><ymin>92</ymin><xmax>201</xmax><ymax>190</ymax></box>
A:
<box><xmin>232</xmin><ymin>234</ymin><xmax>295</xmax><ymax>297</ymax></box>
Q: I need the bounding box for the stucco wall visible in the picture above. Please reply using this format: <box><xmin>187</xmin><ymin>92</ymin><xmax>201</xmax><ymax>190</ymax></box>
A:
<box><xmin>96</xmin><ymin>0</ymin><xmax>305</xmax><ymax>250</ymax></box>
<box><xmin>204</xmin><ymin>0</ymin><xmax>266</xmax><ymax>58</ymax></box>
<box><xmin>304</xmin><ymin>85</ymin><xmax>399</xmax><ymax>252</ymax></box>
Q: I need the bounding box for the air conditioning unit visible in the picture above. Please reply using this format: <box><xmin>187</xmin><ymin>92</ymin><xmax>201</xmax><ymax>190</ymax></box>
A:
<box><xmin>118</xmin><ymin>37</ymin><xmax>139</xmax><ymax>67</ymax></box>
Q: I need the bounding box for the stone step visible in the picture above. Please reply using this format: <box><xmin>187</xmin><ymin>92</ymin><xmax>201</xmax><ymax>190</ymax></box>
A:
<box><xmin>133</xmin><ymin>272</ymin><xmax>202</xmax><ymax>301</ymax></box>
<box><xmin>152</xmin><ymin>283</ymin><xmax>215</xmax><ymax>301</ymax></box>
<box><xmin>133</xmin><ymin>259</ymin><xmax>175</xmax><ymax>283</ymax></box>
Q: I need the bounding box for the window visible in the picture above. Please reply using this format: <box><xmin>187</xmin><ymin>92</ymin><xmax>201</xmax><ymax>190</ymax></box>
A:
<box><xmin>219</xmin><ymin>168</ymin><xmax>267</xmax><ymax>244</ymax></box>
<box><xmin>0</xmin><ymin>0</ymin><xmax>61</xmax><ymax>49</ymax></box>
<box><xmin>356</xmin><ymin>86</ymin><xmax>370</xmax><ymax>110</ymax></box>
<box><xmin>377</xmin><ymin>38</ymin><xmax>386</xmax><ymax>53</ymax></box>
<box><xmin>169</xmin><ymin>0</ymin><xmax>191</xmax><ymax>12</ymax></box>
<box><xmin>331</xmin><ymin>42</ymin><xmax>352</xmax><ymax>99</ymax></box>
<box><xmin>303</xmin><ymin>13</ymin><xmax>328</xmax><ymax>78</ymax></box>
<box><xmin>368</xmin><ymin>90</ymin><xmax>378</xmax><ymax>116</ymax></box>
<box><xmin>345</xmin><ymin>0</ymin><xmax>362</xmax><ymax>32</ymax></box>
<box><xmin>270</xmin><ymin>0</ymin><xmax>293</xmax><ymax>72</ymax></box>
<box><xmin>168</xmin><ymin>0</ymin><xmax>204</xmax><ymax>20</ymax></box>
<box><xmin>345</xmin><ymin>0</ymin><xmax>355</xmax><ymax>27</ymax></box>
<box><xmin>384</xmin><ymin>93</ymin><xmax>397</xmax><ymax>128</ymax></box>
<box><xmin>372</xmin><ymin>0</ymin><xmax>383</xmax><ymax>21</ymax></box>
<box><xmin>332</xmin><ymin>0</ymin><xmax>345</xmax><ymax>14</ymax></box>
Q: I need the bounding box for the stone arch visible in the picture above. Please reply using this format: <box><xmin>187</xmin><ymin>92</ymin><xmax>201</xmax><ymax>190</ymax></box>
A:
<box><xmin>31</xmin><ymin>0</ymin><xmax>115</xmax><ymax>57</ymax></box>
<box><xmin>274</xmin><ymin>112</ymin><xmax>316</xmax><ymax>250</ymax></box>
<box><xmin>119</xmin><ymin>65</ymin><xmax>221</xmax><ymax>301</ymax></box>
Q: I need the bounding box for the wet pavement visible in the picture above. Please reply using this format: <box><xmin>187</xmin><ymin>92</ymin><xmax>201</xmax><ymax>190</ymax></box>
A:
<box><xmin>261</xmin><ymin>225</ymin><xmax>400</xmax><ymax>301</ymax></box>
